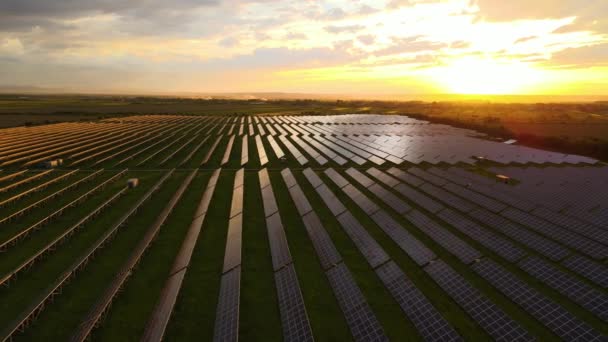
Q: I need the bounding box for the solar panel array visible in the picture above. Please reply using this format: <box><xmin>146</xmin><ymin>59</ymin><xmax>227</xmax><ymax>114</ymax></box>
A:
<box><xmin>472</xmin><ymin>258</ymin><xmax>603</xmax><ymax>341</ymax></box>
<box><xmin>280</xmin><ymin>168</ymin><xmax>389</xmax><ymax>341</ymax></box>
<box><xmin>2</xmin><ymin>113</ymin><xmax>607</xmax><ymax>341</ymax></box>
<box><xmin>214</xmin><ymin>169</ymin><xmax>245</xmax><ymax>342</ymax></box>
<box><xmin>2</xmin><ymin>113</ymin><xmax>588</xmax><ymax>169</ymax></box>
<box><xmin>213</xmin><ymin>266</ymin><xmax>241</xmax><ymax>342</ymax></box>
<box><xmin>326</xmin><ymin>263</ymin><xmax>388</xmax><ymax>342</ymax></box>
<box><xmin>259</xmin><ymin>168</ymin><xmax>314</xmax><ymax>342</ymax></box>
<box><xmin>425</xmin><ymin>260</ymin><xmax>532</xmax><ymax>341</ymax></box>
<box><xmin>375</xmin><ymin>261</ymin><xmax>460</xmax><ymax>341</ymax></box>
<box><xmin>518</xmin><ymin>256</ymin><xmax>608</xmax><ymax>322</ymax></box>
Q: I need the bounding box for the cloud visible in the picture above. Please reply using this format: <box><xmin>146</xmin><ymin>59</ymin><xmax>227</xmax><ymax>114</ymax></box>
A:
<box><xmin>0</xmin><ymin>37</ymin><xmax>24</xmax><ymax>56</ymax></box>
<box><xmin>514</xmin><ymin>36</ymin><xmax>537</xmax><ymax>44</ymax></box>
<box><xmin>374</xmin><ymin>36</ymin><xmax>446</xmax><ymax>56</ymax></box>
<box><xmin>219</xmin><ymin>36</ymin><xmax>239</xmax><ymax>48</ymax></box>
<box><xmin>547</xmin><ymin>43</ymin><xmax>608</xmax><ymax>68</ymax></box>
<box><xmin>357</xmin><ymin>5</ymin><xmax>379</xmax><ymax>15</ymax></box>
<box><xmin>284</xmin><ymin>32</ymin><xmax>308</xmax><ymax>40</ymax></box>
<box><xmin>357</xmin><ymin>35</ymin><xmax>375</xmax><ymax>45</ymax></box>
<box><xmin>474</xmin><ymin>0</ymin><xmax>608</xmax><ymax>32</ymax></box>
<box><xmin>212</xmin><ymin>46</ymin><xmax>355</xmax><ymax>70</ymax></box>
<box><xmin>324</xmin><ymin>24</ymin><xmax>365</xmax><ymax>34</ymax></box>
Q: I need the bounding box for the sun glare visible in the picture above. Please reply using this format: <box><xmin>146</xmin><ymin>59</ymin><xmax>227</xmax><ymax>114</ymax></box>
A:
<box><xmin>428</xmin><ymin>57</ymin><xmax>545</xmax><ymax>94</ymax></box>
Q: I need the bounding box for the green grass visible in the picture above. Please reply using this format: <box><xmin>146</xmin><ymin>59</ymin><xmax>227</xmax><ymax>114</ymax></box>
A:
<box><xmin>238</xmin><ymin>170</ymin><xmax>282</xmax><ymax>340</ymax></box>
<box><xmin>92</xmin><ymin>170</ymin><xmax>208</xmax><ymax>340</ymax></box>
<box><xmin>163</xmin><ymin>171</ymin><xmax>233</xmax><ymax>340</ymax></box>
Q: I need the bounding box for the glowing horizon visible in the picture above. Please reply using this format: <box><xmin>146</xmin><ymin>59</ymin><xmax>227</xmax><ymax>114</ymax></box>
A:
<box><xmin>1</xmin><ymin>0</ymin><xmax>607</xmax><ymax>95</ymax></box>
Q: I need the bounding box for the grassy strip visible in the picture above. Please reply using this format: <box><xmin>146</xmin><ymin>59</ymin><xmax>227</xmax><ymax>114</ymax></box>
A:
<box><xmin>238</xmin><ymin>170</ymin><xmax>282</xmax><ymax>340</ymax></box>
<box><xmin>91</xmin><ymin>171</ymin><xmax>209</xmax><ymax>340</ymax></box>
<box><xmin>163</xmin><ymin>170</ymin><xmax>233</xmax><ymax>340</ymax></box>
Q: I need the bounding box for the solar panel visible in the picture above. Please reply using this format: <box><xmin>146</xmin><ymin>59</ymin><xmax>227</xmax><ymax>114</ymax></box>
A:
<box><xmin>561</xmin><ymin>254</ymin><xmax>608</xmax><ymax>289</ymax></box>
<box><xmin>468</xmin><ymin>208</ymin><xmax>569</xmax><ymax>261</ymax></box>
<box><xmin>387</xmin><ymin>167</ymin><xmax>425</xmax><ymax>187</ymax></box>
<box><xmin>281</xmin><ymin>168</ymin><xmax>297</xmax><ymax>189</ymax></box>
<box><xmin>255</xmin><ymin>135</ymin><xmax>268</xmax><ymax>166</ymax></box>
<box><xmin>425</xmin><ymin>260</ymin><xmax>532</xmax><ymax>341</ymax></box>
<box><xmin>394</xmin><ymin>183</ymin><xmax>444</xmax><ymax>214</ymax></box>
<box><xmin>291</xmin><ymin>136</ymin><xmax>328</xmax><ymax>165</ymax></box>
<box><xmin>370</xmin><ymin>211</ymin><xmax>435</xmax><ymax>266</ymax></box>
<box><xmin>472</xmin><ymin>258</ymin><xmax>603</xmax><ymax>341</ymax></box>
<box><xmin>336</xmin><ymin>212</ymin><xmax>390</xmax><ymax>268</ymax></box>
<box><xmin>368</xmin><ymin>183</ymin><xmax>411</xmax><ymax>215</ymax></box>
<box><xmin>438</xmin><ymin>209</ymin><xmax>525</xmax><ymax>262</ymax></box>
<box><xmin>407</xmin><ymin>168</ymin><xmax>448</xmax><ymax>186</ymax></box>
<box><xmin>261</xmin><ymin>185</ymin><xmax>279</xmax><ymax>218</ymax></box>
<box><xmin>368</xmin><ymin>155</ymin><xmax>386</xmax><ymax>165</ymax></box>
<box><xmin>266</xmin><ymin>212</ymin><xmax>292</xmax><ymax>271</ymax></box>
<box><xmin>375</xmin><ymin>261</ymin><xmax>461</xmax><ymax>341</ymax></box>
<box><xmin>406</xmin><ymin>210</ymin><xmax>481</xmax><ymax>264</ymax></box>
<box><xmin>230</xmin><ymin>185</ymin><xmax>244</xmax><ymax>218</ymax></box>
<box><xmin>241</xmin><ymin>136</ymin><xmax>249</xmax><ymax>165</ymax></box>
<box><xmin>324</xmin><ymin>168</ymin><xmax>349</xmax><ymax>189</ymax></box>
<box><xmin>234</xmin><ymin>168</ymin><xmax>244</xmax><ymax>188</ymax></box>
<box><xmin>223</xmin><ymin>213</ymin><xmax>243</xmax><ymax>273</ymax></box>
<box><xmin>345</xmin><ymin>168</ymin><xmax>375</xmax><ymax>188</ymax></box>
<box><xmin>315</xmin><ymin>184</ymin><xmax>347</xmax><ymax>217</ymax></box>
<box><xmin>288</xmin><ymin>184</ymin><xmax>313</xmax><ymax>216</ymax></box>
<box><xmin>532</xmin><ymin>207</ymin><xmax>608</xmax><ymax>246</ymax></box>
<box><xmin>366</xmin><ymin>168</ymin><xmax>400</xmax><ymax>188</ymax></box>
<box><xmin>326</xmin><ymin>263</ymin><xmax>388</xmax><ymax>342</ymax></box>
<box><xmin>213</xmin><ymin>266</ymin><xmax>241</xmax><ymax>342</ymax></box>
<box><xmin>302</xmin><ymin>212</ymin><xmax>342</xmax><ymax>270</ymax></box>
<box><xmin>502</xmin><ymin>207</ymin><xmax>608</xmax><ymax>259</ymax></box>
<box><xmin>419</xmin><ymin>183</ymin><xmax>475</xmax><ymax>213</ymax></box>
<box><xmin>279</xmin><ymin>135</ymin><xmax>308</xmax><ymax>165</ymax></box>
<box><xmin>302</xmin><ymin>168</ymin><xmax>323</xmax><ymax>189</ymax></box>
<box><xmin>519</xmin><ymin>256</ymin><xmax>608</xmax><ymax>321</ymax></box>
<box><xmin>258</xmin><ymin>168</ymin><xmax>271</xmax><ymax>190</ymax></box>
<box><xmin>443</xmin><ymin>183</ymin><xmax>507</xmax><ymax>213</ymax></box>
<box><xmin>468</xmin><ymin>183</ymin><xmax>537</xmax><ymax>212</ymax></box>
<box><xmin>342</xmin><ymin>184</ymin><xmax>380</xmax><ymax>215</ymax></box>
<box><xmin>275</xmin><ymin>264</ymin><xmax>315</xmax><ymax>342</ymax></box>
<box><xmin>267</xmin><ymin>135</ymin><xmax>285</xmax><ymax>159</ymax></box>
<box><xmin>221</xmin><ymin>135</ymin><xmax>235</xmax><ymax>165</ymax></box>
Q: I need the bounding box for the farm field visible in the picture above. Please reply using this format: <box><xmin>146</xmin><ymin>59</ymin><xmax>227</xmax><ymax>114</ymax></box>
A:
<box><xmin>0</xmin><ymin>113</ymin><xmax>606</xmax><ymax>341</ymax></box>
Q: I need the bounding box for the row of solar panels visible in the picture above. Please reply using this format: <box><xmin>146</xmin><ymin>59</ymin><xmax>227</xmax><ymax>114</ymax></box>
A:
<box><xmin>319</xmin><ymin>167</ymin><xmax>606</xmax><ymax>340</ymax></box>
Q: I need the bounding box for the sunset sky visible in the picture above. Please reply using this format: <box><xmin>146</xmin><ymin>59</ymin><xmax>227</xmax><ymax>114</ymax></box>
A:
<box><xmin>0</xmin><ymin>0</ymin><xmax>607</xmax><ymax>95</ymax></box>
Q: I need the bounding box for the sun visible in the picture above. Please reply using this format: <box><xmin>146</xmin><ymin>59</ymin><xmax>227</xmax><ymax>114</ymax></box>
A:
<box><xmin>427</xmin><ymin>57</ymin><xmax>545</xmax><ymax>95</ymax></box>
